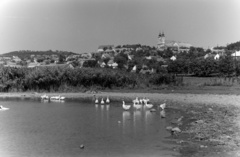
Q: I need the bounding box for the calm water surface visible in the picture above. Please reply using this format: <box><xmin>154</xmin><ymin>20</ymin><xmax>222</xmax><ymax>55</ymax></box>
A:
<box><xmin>0</xmin><ymin>98</ymin><xmax>179</xmax><ymax>157</ymax></box>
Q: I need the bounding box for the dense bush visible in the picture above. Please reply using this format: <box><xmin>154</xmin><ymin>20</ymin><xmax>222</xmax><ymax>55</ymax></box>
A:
<box><xmin>0</xmin><ymin>67</ymin><xmax>176</xmax><ymax>92</ymax></box>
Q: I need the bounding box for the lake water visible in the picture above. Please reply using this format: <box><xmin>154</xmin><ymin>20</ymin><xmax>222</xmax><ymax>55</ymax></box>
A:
<box><xmin>0</xmin><ymin>98</ymin><xmax>179</xmax><ymax>157</ymax></box>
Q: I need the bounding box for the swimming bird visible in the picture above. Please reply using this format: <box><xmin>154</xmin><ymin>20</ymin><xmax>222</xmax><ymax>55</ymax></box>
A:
<box><xmin>41</xmin><ymin>94</ymin><xmax>49</xmax><ymax>100</ymax></box>
<box><xmin>0</xmin><ymin>106</ymin><xmax>9</xmax><ymax>111</ymax></box>
<box><xmin>122</xmin><ymin>100</ymin><xmax>131</xmax><ymax>110</ymax></box>
<box><xmin>143</xmin><ymin>97</ymin><xmax>150</xmax><ymax>105</ymax></box>
<box><xmin>139</xmin><ymin>98</ymin><xmax>143</xmax><ymax>104</ymax></box>
<box><xmin>145</xmin><ymin>102</ymin><xmax>153</xmax><ymax>109</ymax></box>
<box><xmin>133</xmin><ymin>97</ymin><xmax>140</xmax><ymax>105</ymax></box>
<box><xmin>106</xmin><ymin>97</ymin><xmax>110</xmax><ymax>103</ymax></box>
<box><xmin>59</xmin><ymin>96</ymin><xmax>65</xmax><ymax>100</ymax></box>
<box><xmin>93</xmin><ymin>95</ymin><xmax>99</xmax><ymax>104</ymax></box>
<box><xmin>101</xmin><ymin>98</ymin><xmax>105</xmax><ymax>104</ymax></box>
<box><xmin>133</xmin><ymin>101</ymin><xmax>142</xmax><ymax>109</ymax></box>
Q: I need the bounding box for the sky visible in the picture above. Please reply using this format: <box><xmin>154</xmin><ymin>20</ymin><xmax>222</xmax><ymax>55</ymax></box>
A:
<box><xmin>0</xmin><ymin>0</ymin><xmax>239</xmax><ymax>54</ymax></box>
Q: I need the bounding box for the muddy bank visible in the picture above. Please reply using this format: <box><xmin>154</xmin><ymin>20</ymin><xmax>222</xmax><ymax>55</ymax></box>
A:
<box><xmin>164</xmin><ymin>102</ymin><xmax>240</xmax><ymax>157</ymax></box>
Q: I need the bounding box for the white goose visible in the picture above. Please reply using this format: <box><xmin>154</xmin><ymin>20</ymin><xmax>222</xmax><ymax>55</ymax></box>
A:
<box><xmin>145</xmin><ymin>102</ymin><xmax>153</xmax><ymax>109</ymax></box>
<box><xmin>143</xmin><ymin>97</ymin><xmax>150</xmax><ymax>105</ymax></box>
<box><xmin>59</xmin><ymin>96</ymin><xmax>65</xmax><ymax>100</ymax></box>
<box><xmin>133</xmin><ymin>101</ymin><xmax>142</xmax><ymax>109</ymax></box>
<box><xmin>41</xmin><ymin>94</ymin><xmax>49</xmax><ymax>100</ymax></box>
<box><xmin>122</xmin><ymin>101</ymin><xmax>131</xmax><ymax>110</ymax></box>
<box><xmin>160</xmin><ymin>103</ymin><xmax>166</xmax><ymax>110</ymax></box>
<box><xmin>94</xmin><ymin>95</ymin><xmax>99</xmax><ymax>104</ymax></box>
<box><xmin>50</xmin><ymin>95</ymin><xmax>65</xmax><ymax>101</ymax></box>
<box><xmin>139</xmin><ymin>98</ymin><xmax>143</xmax><ymax>104</ymax></box>
<box><xmin>106</xmin><ymin>97</ymin><xmax>110</xmax><ymax>103</ymax></box>
<box><xmin>101</xmin><ymin>98</ymin><xmax>105</xmax><ymax>104</ymax></box>
<box><xmin>0</xmin><ymin>105</ymin><xmax>9</xmax><ymax>111</ymax></box>
<box><xmin>133</xmin><ymin>97</ymin><xmax>140</xmax><ymax>105</ymax></box>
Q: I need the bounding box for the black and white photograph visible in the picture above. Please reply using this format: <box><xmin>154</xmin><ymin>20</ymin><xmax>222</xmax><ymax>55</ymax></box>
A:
<box><xmin>0</xmin><ymin>0</ymin><xmax>240</xmax><ymax>156</ymax></box>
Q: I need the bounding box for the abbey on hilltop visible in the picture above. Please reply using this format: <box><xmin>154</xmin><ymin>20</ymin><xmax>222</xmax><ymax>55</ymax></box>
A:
<box><xmin>157</xmin><ymin>32</ymin><xmax>192</xmax><ymax>53</ymax></box>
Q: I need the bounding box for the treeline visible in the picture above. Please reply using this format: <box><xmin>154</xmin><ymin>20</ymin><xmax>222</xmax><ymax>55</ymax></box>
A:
<box><xmin>227</xmin><ymin>41</ymin><xmax>240</xmax><ymax>51</ymax></box>
<box><xmin>167</xmin><ymin>51</ymin><xmax>239</xmax><ymax>77</ymax></box>
<box><xmin>1</xmin><ymin>50</ymin><xmax>76</xmax><ymax>59</ymax></box>
<box><xmin>0</xmin><ymin>66</ymin><xmax>177</xmax><ymax>92</ymax></box>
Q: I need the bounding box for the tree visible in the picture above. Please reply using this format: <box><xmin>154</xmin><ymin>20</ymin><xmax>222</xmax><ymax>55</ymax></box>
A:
<box><xmin>114</xmin><ymin>53</ymin><xmax>128</xmax><ymax>69</ymax></box>
<box><xmin>218</xmin><ymin>55</ymin><xmax>234</xmax><ymax>76</ymax></box>
<box><xmin>82</xmin><ymin>60</ymin><xmax>98</xmax><ymax>68</ymax></box>
<box><xmin>58</xmin><ymin>54</ymin><xmax>66</xmax><ymax>64</ymax></box>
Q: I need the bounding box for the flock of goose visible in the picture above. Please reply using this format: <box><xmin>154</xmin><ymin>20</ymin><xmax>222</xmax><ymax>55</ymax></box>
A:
<box><xmin>40</xmin><ymin>94</ymin><xmax>166</xmax><ymax>111</ymax></box>
<box><xmin>41</xmin><ymin>94</ymin><xmax>65</xmax><ymax>101</ymax></box>
<box><xmin>94</xmin><ymin>95</ymin><xmax>166</xmax><ymax>111</ymax></box>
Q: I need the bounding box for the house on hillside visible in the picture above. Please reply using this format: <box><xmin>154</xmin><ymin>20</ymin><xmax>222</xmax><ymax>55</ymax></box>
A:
<box><xmin>0</xmin><ymin>61</ymin><xmax>5</xmax><ymax>65</ymax></box>
<box><xmin>4</xmin><ymin>62</ymin><xmax>22</xmax><ymax>68</ymax></box>
<box><xmin>214</xmin><ymin>54</ymin><xmax>220</xmax><ymax>60</ymax></box>
<box><xmin>170</xmin><ymin>56</ymin><xmax>177</xmax><ymax>61</ymax></box>
<box><xmin>131</xmin><ymin>65</ymin><xmax>137</xmax><ymax>73</ymax></box>
<box><xmin>12</xmin><ymin>56</ymin><xmax>22</xmax><ymax>62</ymax></box>
<box><xmin>81</xmin><ymin>53</ymin><xmax>92</xmax><ymax>59</ymax></box>
<box><xmin>157</xmin><ymin>32</ymin><xmax>192</xmax><ymax>52</ymax></box>
<box><xmin>97</xmin><ymin>45</ymin><xmax>114</xmax><ymax>52</ymax></box>
<box><xmin>98</xmin><ymin>61</ymin><xmax>106</xmax><ymax>68</ymax></box>
<box><xmin>231</xmin><ymin>51</ymin><xmax>240</xmax><ymax>60</ymax></box>
<box><xmin>211</xmin><ymin>47</ymin><xmax>225</xmax><ymax>55</ymax></box>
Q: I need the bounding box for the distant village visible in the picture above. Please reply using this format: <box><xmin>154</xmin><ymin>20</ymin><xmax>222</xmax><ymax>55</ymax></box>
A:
<box><xmin>0</xmin><ymin>32</ymin><xmax>239</xmax><ymax>74</ymax></box>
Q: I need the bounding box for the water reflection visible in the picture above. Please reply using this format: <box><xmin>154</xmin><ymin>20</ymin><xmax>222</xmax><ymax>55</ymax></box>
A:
<box><xmin>122</xmin><ymin>111</ymin><xmax>131</xmax><ymax>135</ymax></box>
<box><xmin>95</xmin><ymin>104</ymin><xmax>110</xmax><ymax>131</ymax></box>
<box><xmin>160</xmin><ymin>110</ymin><xmax>166</xmax><ymax>118</ymax></box>
<box><xmin>121</xmin><ymin>107</ymin><xmax>159</xmax><ymax>137</ymax></box>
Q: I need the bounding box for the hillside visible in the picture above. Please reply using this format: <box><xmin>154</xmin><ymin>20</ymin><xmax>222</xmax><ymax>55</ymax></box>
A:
<box><xmin>226</xmin><ymin>41</ymin><xmax>240</xmax><ymax>50</ymax></box>
<box><xmin>0</xmin><ymin>50</ymin><xmax>77</xmax><ymax>59</ymax></box>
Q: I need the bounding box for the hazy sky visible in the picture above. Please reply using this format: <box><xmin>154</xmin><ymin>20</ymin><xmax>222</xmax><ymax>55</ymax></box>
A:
<box><xmin>0</xmin><ymin>0</ymin><xmax>239</xmax><ymax>54</ymax></box>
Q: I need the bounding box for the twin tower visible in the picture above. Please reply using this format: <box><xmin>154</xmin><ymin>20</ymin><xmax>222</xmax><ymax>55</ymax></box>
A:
<box><xmin>157</xmin><ymin>32</ymin><xmax>165</xmax><ymax>50</ymax></box>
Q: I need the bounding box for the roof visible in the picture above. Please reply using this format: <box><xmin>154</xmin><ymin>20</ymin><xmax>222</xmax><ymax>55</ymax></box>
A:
<box><xmin>107</xmin><ymin>60</ymin><xmax>114</xmax><ymax>65</ymax></box>
<box><xmin>164</xmin><ymin>40</ymin><xmax>192</xmax><ymax>48</ymax></box>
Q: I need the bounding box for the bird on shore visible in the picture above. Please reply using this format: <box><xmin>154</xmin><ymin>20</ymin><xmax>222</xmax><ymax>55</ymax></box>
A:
<box><xmin>106</xmin><ymin>96</ymin><xmax>110</xmax><ymax>103</ymax></box>
<box><xmin>122</xmin><ymin>100</ymin><xmax>131</xmax><ymax>110</ymax></box>
<box><xmin>160</xmin><ymin>103</ymin><xmax>166</xmax><ymax>110</ymax></box>
<box><xmin>101</xmin><ymin>98</ymin><xmax>105</xmax><ymax>104</ymax></box>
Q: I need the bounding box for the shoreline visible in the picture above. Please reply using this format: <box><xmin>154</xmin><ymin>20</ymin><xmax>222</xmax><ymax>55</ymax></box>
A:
<box><xmin>0</xmin><ymin>91</ymin><xmax>240</xmax><ymax>106</ymax></box>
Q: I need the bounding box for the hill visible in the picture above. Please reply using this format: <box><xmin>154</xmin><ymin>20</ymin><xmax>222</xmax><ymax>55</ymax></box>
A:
<box><xmin>226</xmin><ymin>41</ymin><xmax>240</xmax><ymax>51</ymax></box>
<box><xmin>0</xmin><ymin>50</ymin><xmax>77</xmax><ymax>59</ymax></box>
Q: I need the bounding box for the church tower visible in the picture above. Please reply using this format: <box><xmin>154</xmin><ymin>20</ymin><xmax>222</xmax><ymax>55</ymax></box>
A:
<box><xmin>157</xmin><ymin>32</ymin><xmax>165</xmax><ymax>50</ymax></box>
